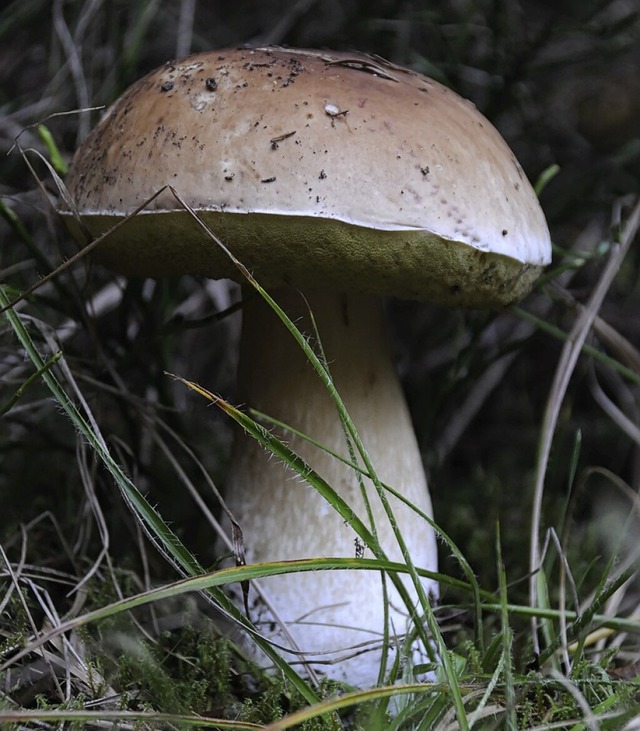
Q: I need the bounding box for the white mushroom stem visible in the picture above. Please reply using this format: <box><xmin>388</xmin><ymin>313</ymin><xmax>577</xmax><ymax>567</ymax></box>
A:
<box><xmin>223</xmin><ymin>288</ymin><xmax>438</xmax><ymax>687</ymax></box>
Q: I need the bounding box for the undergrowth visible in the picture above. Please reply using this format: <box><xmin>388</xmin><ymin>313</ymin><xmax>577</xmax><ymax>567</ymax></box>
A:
<box><xmin>2</xmin><ymin>0</ymin><xmax>640</xmax><ymax>729</ymax></box>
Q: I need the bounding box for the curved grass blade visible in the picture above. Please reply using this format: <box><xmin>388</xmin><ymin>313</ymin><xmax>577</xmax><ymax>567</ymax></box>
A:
<box><xmin>0</xmin><ymin>284</ymin><xmax>319</xmax><ymax>704</ymax></box>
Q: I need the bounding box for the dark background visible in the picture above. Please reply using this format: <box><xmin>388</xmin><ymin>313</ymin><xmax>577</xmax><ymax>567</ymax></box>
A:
<box><xmin>2</xmin><ymin>0</ymin><xmax>640</xmax><ymax>627</ymax></box>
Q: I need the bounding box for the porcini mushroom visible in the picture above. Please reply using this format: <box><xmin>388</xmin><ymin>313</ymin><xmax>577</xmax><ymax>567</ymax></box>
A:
<box><xmin>60</xmin><ymin>46</ymin><xmax>551</xmax><ymax>687</ymax></box>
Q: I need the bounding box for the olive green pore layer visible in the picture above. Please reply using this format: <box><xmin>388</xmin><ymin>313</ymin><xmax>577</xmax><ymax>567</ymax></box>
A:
<box><xmin>63</xmin><ymin>209</ymin><xmax>542</xmax><ymax>307</ymax></box>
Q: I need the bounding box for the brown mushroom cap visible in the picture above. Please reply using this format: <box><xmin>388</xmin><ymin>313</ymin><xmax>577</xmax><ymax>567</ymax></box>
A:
<box><xmin>61</xmin><ymin>46</ymin><xmax>551</xmax><ymax>306</ymax></box>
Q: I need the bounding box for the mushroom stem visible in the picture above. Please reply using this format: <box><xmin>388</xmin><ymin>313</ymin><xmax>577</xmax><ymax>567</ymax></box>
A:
<box><xmin>223</xmin><ymin>288</ymin><xmax>438</xmax><ymax>686</ymax></box>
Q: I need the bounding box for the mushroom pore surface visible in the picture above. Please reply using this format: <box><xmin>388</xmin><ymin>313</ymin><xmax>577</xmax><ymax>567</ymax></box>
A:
<box><xmin>62</xmin><ymin>46</ymin><xmax>551</xmax><ymax>305</ymax></box>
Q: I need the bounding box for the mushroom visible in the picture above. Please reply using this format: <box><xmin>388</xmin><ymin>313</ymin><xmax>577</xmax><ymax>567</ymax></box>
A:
<box><xmin>60</xmin><ymin>46</ymin><xmax>551</xmax><ymax>687</ymax></box>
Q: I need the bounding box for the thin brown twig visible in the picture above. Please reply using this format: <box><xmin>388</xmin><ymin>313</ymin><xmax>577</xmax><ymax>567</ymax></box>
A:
<box><xmin>529</xmin><ymin>198</ymin><xmax>640</xmax><ymax>654</ymax></box>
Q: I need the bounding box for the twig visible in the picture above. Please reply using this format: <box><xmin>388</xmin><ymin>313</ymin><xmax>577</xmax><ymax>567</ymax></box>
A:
<box><xmin>529</xmin><ymin>198</ymin><xmax>640</xmax><ymax>653</ymax></box>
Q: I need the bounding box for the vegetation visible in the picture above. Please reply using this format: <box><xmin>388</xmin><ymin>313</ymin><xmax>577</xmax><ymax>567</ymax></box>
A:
<box><xmin>2</xmin><ymin>0</ymin><xmax>640</xmax><ymax>728</ymax></box>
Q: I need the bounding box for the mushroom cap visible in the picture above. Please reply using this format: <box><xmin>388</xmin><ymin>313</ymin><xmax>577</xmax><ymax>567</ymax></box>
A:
<box><xmin>61</xmin><ymin>46</ymin><xmax>551</xmax><ymax>307</ymax></box>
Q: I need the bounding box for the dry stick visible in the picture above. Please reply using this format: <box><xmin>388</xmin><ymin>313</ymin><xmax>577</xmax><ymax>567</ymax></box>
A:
<box><xmin>552</xmin><ymin>283</ymin><xmax>640</xmax><ymax>376</ymax></box>
<box><xmin>52</xmin><ymin>0</ymin><xmax>91</xmax><ymax>143</ymax></box>
<box><xmin>175</xmin><ymin>0</ymin><xmax>196</xmax><ymax>58</ymax></box>
<box><xmin>589</xmin><ymin>364</ymin><xmax>640</xmax><ymax>446</ymax></box>
<box><xmin>529</xmin><ymin>199</ymin><xmax>640</xmax><ymax>655</ymax></box>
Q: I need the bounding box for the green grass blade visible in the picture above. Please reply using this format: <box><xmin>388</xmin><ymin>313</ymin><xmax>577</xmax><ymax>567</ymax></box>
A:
<box><xmin>0</xmin><ymin>284</ymin><xmax>318</xmax><ymax>704</ymax></box>
<box><xmin>164</xmin><ymin>192</ymin><xmax>471</xmax><ymax>728</ymax></box>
